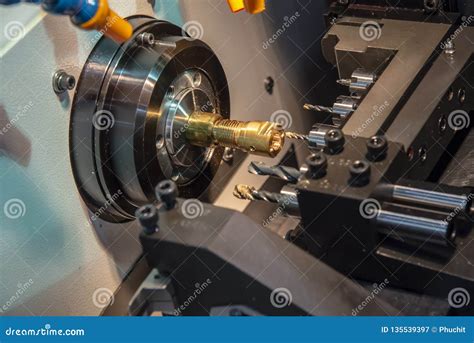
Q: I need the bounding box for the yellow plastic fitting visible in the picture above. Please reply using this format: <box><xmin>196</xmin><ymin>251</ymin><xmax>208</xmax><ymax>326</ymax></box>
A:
<box><xmin>227</xmin><ymin>0</ymin><xmax>266</xmax><ymax>14</ymax></box>
<box><xmin>80</xmin><ymin>0</ymin><xmax>133</xmax><ymax>43</ymax></box>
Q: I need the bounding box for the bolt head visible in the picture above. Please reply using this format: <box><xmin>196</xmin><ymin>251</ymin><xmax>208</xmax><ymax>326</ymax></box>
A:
<box><xmin>366</xmin><ymin>135</ymin><xmax>388</xmax><ymax>161</ymax></box>
<box><xmin>349</xmin><ymin>160</ymin><xmax>371</xmax><ymax>186</ymax></box>
<box><xmin>135</xmin><ymin>204</ymin><xmax>159</xmax><ymax>234</ymax></box>
<box><xmin>137</xmin><ymin>32</ymin><xmax>155</xmax><ymax>46</ymax></box>
<box><xmin>155</xmin><ymin>180</ymin><xmax>178</xmax><ymax>210</ymax></box>
<box><xmin>325</xmin><ymin>129</ymin><xmax>345</xmax><ymax>154</ymax></box>
<box><xmin>305</xmin><ymin>152</ymin><xmax>327</xmax><ymax>179</ymax></box>
<box><xmin>53</xmin><ymin>70</ymin><xmax>76</xmax><ymax>94</ymax></box>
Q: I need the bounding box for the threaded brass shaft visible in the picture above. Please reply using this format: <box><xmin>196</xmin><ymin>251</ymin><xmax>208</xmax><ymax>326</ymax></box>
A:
<box><xmin>185</xmin><ymin>112</ymin><xmax>285</xmax><ymax>157</ymax></box>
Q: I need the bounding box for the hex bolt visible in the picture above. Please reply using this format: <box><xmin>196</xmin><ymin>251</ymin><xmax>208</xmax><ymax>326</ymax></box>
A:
<box><xmin>264</xmin><ymin>76</ymin><xmax>274</xmax><ymax>95</ymax></box>
<box><xmin>325</xmin><ymin>129</ymin><xmax>345</xmax><ymax>154</ymax></box>
<box><xmin>305</xmin><ymin>152</ymin><xmax>327</xmax><ymax>179</ymax></box>
<box><xmin>155</xmin><ymin>180</ymin><xmax>178</xmax><ymax>210</ymax></box>
<box><xmin>349</xmin><ymin>160</ymin><xmax>371</xmax><ymax>186</ymax></box>
<box><xmin>366</xmin><ymin>135</ymin><xmax>388</xmax><ymax>161</ymax></box>
<box><xmin>136</xmin><ymin>32</ymin><xmax>155</xmax><ymax>46</ymax></box>
<box><xmin>135</xmin><ymin>204</ymin><xmax>159</xmax><ymax>235</ymax></box>
<box><xmin>52</xmin><ymin>70</ymin><xmax>76</xmax><ymax>94</ymax></box>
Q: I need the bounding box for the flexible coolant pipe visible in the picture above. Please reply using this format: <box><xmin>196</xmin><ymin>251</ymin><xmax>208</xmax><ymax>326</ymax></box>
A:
<box><xmin>0</xmin><ymin>0</ymin><xmax>133</xmax><ymax>43</ymax></box>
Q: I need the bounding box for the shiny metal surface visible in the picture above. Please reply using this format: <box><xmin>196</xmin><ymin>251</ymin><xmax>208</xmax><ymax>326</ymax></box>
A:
<box><xmin>392</xmin><ymin>185</ymin><xmax>470</xmax><ymax>211</ymax></box>
<box><xmin>70</xmin><ymin>16</ymin><xmax>230</xmax><ymax>222</ymax></box>
<box><xmin>322</xmin><ymin>18</ymin><xmax>450</xmax><ymax>139</ymax></box>
<box><xmin>338</xmin><ymin>68</ymin><xmax>377</xmax><ymax>95</ymax></box>
<box><xmin>161</xmin><ymin>70</ymin><xmax>216</xmax><ymax>185</ymax></box>
<box><xmin>332</xmin><ymin>95</ymin><xmax>358</xmax><ymax>126</ymax></box>
<box><xmin>186</xmin><ymin>112</ymin><xmax>285</xmax><ymax>157</ymax></box>
<box><xmin>376</xmin><ymin>209</ymin><xmax>454</xmax><ymax>246</ymax></box>
<box><xmin>307</xmin><ymin>124</ymin><xmax>334</xmax><ymax>149</ymax></box>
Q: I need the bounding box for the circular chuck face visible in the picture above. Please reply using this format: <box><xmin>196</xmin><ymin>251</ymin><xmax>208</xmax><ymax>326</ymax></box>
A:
<box><xmin>70</xmin><ymin>16</ymin><xmax>230</xmax><ymax>222</ymax></box>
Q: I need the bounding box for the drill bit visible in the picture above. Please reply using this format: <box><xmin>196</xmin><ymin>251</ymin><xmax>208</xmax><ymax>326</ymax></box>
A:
<box><xmin>285</xmin><ymin>132</ymin><xmax>308</xmax><ymax>141</ymax></box>
<box><xmin>303</xmin><ymin>103</ymin><xmax>334</xmax><ymax>113</ymax></box>
<box><xmin>248</xmin><ymin>161</ymin><xmax>301</xmax><ymax>183</ymax></box>
<box><xmin>233</xmin><ymin>184</ymin><xmax>284</xmax><ymax>203</ymax></box>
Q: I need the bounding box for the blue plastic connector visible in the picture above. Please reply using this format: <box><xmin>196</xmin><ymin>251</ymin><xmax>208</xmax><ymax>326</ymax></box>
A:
<box><xmin>41</xmin><ymin>0</ymin><xmax>98</xmax><ymax>24</ymax></box>
<box><xmin>0</xmin><ymin>0</ymin><xmax>99</xmax><ymax>25</ymax></box>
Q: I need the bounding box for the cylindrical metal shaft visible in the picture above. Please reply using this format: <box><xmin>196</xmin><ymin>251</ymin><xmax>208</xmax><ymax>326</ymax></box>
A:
<box><xmin>186</xmin><ymin>112</ymin><xmax>285</xmax><ymax>157</ymax></box>
<box><xmin>376</xmin><ymin>210</ymin><xmax>454</xmax><ymax>246</ymax></box>
<box><xmin>391</xmin><ymin>185</ymin><xmax>470</xmax><ymax>211</ymax></box>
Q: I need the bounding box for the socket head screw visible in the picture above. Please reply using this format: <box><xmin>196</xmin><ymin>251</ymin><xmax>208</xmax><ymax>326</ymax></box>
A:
<box><xmin>135</xmin><ymin>205</ymin><xmax>159</xmax><ymax>235</ymax></box>
<box><xmin>349</xmin><ymin>160</ymin><xmax>371</xmax><ymax>187</ymax></box>
<box><xmin>52</xmin><ymin>70</ymin><xmax>76</xmax><ymax>94</ymax></box>
<box><xmin>325</xmin><ymin>129</ymin><xmax>345</xmax><ymax>154</ymax></box>
<box><xmin>366</xmin><ymin>135</ymin><xmax>388</xmax><ymax>161</ymax></box>
<box><xmin>155</xmin><ymin>180</ymin><xmax>178</xmax><ymax>210</ymax></box>
<box><xmin>305</xmin><ymin>152</ymin><xmax>327</xmax><ymax>179</ymax></box>
<box><xmin>136</xmin><ymin>32</ymin><xmax>155</xmax><ymax>46</ymax></box>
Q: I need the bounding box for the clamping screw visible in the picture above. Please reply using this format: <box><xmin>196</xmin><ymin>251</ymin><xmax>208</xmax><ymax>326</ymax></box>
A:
<box><xmin>366</xmin><ymin>135</ymin><xmax>388</xmax><ymax>161</ymax></box>
<box><xmin>135</xmin><ymin>204</ymin><xmax>159</xmax><ymax>235</ymax></box>
<box><xmin>155</xmin><ymin>180</ymin><xmax>178</xmax><ymax>210</ymax></box>
<box><xmin>349</xmin><ymin>160</ymin><xmax>371</xmax><ymax>187</ymax></box>
<box><xmin>52</xmin><ymin>70</ymin><xmax>76</xmax><ymax>94</ymax></box>
<box><xmin>305</xmin><ymin>152</ymin><xmax>327</xmax><ymax>179</ymax></box>
<box><xmin>136</xmin><ymin>32</ymin><xmax>155</xmax><ymax>46</ymax></box>
<box><xmin>325</xmin><ymin>129</ymin><xmax>345</xmax><ymax>154</ymax></box>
